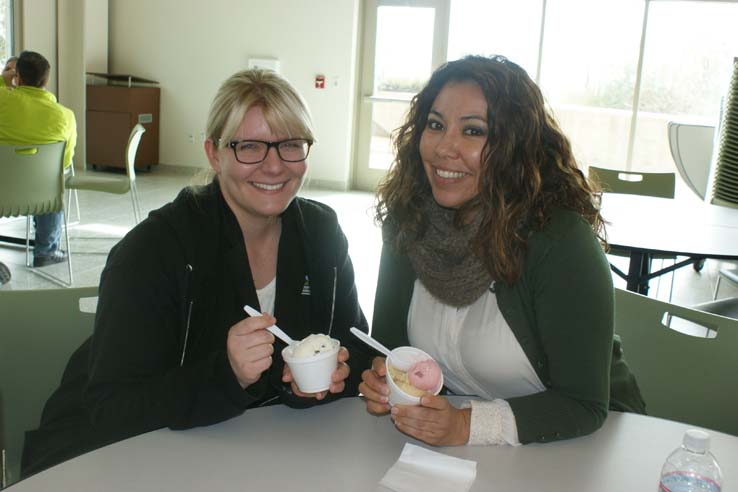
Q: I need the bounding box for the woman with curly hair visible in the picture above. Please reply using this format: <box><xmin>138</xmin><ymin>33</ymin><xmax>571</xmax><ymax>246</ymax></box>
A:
<box><xmin>360</xmin><ymin>55</ymin><xmax>645</xmax><ymax>447</ymax></box>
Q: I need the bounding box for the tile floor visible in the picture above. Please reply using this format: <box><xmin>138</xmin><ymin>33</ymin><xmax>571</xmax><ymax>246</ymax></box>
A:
<box><xmin>1</xmin><ymin>165</ymin><xmax>736</xmax><ymax>323</ymax></box>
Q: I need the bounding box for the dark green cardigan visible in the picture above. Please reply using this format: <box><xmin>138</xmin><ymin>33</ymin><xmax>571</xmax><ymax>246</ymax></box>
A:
<box><xmin>372</xmin><ymin>209</ymin><xmax>645</xmax><ymax>444</ymax></box>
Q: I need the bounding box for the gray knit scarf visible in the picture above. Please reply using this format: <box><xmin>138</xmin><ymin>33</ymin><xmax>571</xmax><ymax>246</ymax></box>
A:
<box><xmin>403</xmin><ymin>197</ymin><xmax>493</xmax><ymax>307</ymax></box>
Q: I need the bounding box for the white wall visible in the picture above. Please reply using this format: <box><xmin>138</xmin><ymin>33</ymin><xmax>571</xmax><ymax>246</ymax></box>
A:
<box><xmin>84</xmin><ymin>0</ymin><xmax>108</xmax><ymax>73</ymax></box>
<box><xmin>109</xmin><ymin>0</ymin><xmax>360</xmax><ymax>189</ymax></box>
<box><xmin>21</xmin><ymin>0</ymin><xmax>57</xmax><ymax>94</ymax></box>
<box><xmin>57</xmin><ymin>0</ymin><xmax>86</xmax><ymax>170</ymax></box>
<box><xmin>20</xmin><ymin>0</ymin><xmax>88</xmax><ymax>171</ymax></box>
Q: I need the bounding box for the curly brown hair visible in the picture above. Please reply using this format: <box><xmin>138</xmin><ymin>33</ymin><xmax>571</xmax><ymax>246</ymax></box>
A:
<box><xmin>375</xmin><ymin>55</ymin><xmax>604</xmax><ymax>285</ymax></box>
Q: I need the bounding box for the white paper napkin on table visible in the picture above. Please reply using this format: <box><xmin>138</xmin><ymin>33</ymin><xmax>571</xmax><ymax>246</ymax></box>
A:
<box><xmin>377</xmin><ymin>443</ymin><xmax>477</xmax><ymax>492</ymax></box>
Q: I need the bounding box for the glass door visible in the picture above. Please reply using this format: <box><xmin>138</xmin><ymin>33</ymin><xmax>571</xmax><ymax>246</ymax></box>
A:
<box><xmin>0</xmin><ymin>0</ymin><xmax>15</xmax><ymax>63</ymax></box>
<box><xmin>353</xmin><ymin>0</ymin><xmax>449</xmax><ymax>191</ymax></box>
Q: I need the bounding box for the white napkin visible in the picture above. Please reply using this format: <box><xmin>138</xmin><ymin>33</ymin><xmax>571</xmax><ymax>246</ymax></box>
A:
<box><xmin>378</xmin><ymin>443</ymin><xmax>477</xmax><ymax>492</ymax></box>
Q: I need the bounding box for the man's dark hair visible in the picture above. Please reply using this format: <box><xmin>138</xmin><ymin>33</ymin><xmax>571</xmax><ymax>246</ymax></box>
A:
<box><xmin>16</xmin><ymin>51</ymin><xmax>51</xmax><ymax>88</ymax></box>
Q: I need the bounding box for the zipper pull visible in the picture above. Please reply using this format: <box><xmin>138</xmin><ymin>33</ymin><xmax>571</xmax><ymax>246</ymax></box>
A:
<box><xmin>181</xmin><ymin>264</ymin><xmax>194</xmax><ymax>367</ymax></box>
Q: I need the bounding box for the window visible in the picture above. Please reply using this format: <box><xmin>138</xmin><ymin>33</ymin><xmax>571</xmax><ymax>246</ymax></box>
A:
<box><xmin>448</xmin><ymin>0</ymin><xmax>543</xmax><ymax>78</ymax></box>
<box><xmin>355</xmin><ymin>0</ymin><xmax>446</xmax><ymax>190</ymax></box>
<box><xmin>370</xmin><ymin>5</ymin><xmax>436</xmax><ymax>171</ymax></box>
<box><xmin>356</xmin><ymin>0</ymin><xmax>738</xmax><ymax>188</ymax></box>
<box><xmin>539</xmin><ymin>0</ymin><xmax>645</xmax><ymax>170</ymax></box>
<box><xmin>0</xmin><ymin>0</ymin><xmax>13</xmax><ymax>64</ymax></box>
<box><xmin>631</xmin><ymin>1</ymin><xmax>738</xmax><ymax>172</ymax></box>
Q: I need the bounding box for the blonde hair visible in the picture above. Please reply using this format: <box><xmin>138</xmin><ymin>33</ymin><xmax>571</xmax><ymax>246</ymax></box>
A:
<box><xmin>206</xmin><ymin>69</ymin><xmax>314</xmax><ymax>149</ymax></box>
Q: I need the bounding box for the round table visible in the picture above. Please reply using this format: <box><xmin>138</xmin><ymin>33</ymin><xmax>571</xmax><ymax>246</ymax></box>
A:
<box><xmin>9</xmin><ymin>397</ymin><xmax>738</xmax><ymax>491</ymax></box>
<box><xmin>600</xmin><ymin>192</ymin><xmax>738</xmax><ymax>294</ymax></box>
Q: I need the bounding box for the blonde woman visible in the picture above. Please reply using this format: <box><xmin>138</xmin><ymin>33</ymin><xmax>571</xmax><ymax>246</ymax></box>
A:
<box><xmin>23</xmin><ymin>69</ymin><xmax>370</xmax><ymax>476</ymax></box>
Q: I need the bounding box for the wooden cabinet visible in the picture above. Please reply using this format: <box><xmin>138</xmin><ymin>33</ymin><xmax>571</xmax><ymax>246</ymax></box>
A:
<box><xmin>86</xmin><ymin>77</ymin><xmax>160</xmax><ymax>170</ymax></box>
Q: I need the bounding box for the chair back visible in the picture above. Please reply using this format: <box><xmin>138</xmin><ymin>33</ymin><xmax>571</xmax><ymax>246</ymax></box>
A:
<box><xmin>0</xmin><ymin>142</ymin><xmax>66</xmax><ymax>218</ymax></box>
<box><xmin>693</xmin><ymin>296</ymin><xmax>738</xmax><ymax>320</ymax></box>
<box><xmin>125</xmin><ymin>124</ymin><xmax>146</xmax><ymax>183</ymax></box>
<box><xmin>0</xmin><ymin>286</ymin><xmax>97</xmax><ymax>487</ymax></box>
<box><xmin>588</xmin><ymin>165</ymin><xmax>675</xmax><ymax>198</ymax></box>
<box><xmin>614</xmin><ymin>288</ymin><xmax>738</xmax><ymax>436</ymax></box>
<box><xmin>667</xmin><ymin>121</ymin><xmax>715</xmax><ymax>200</ymax></box>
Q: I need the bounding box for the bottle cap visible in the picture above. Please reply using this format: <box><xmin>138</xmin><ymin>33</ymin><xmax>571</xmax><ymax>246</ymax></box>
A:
<box><xmin>683</xmin><ymin>429</ymin><xmax>710</xmax><ymax>452</ymax></box>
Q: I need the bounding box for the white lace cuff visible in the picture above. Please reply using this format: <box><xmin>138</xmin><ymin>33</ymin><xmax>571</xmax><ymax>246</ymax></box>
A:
<box><xmin>464</xmin><ymin>399</ymin><xmax>521</xmax><ymax>446</ymax></box>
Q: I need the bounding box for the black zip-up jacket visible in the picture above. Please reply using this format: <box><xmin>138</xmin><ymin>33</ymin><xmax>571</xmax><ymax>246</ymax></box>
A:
<box><xmin>22</xmin><ymin>180</ymin><xmax>371</xmax><ymax>476</ymax></box>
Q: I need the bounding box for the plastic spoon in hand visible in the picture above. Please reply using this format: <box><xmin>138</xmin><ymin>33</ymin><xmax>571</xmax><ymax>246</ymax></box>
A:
<box><xmin>243</xmin><ymin>305</ymin><xmax>295</xmax><ymax>345</ymax></box>
<box><xmin>350</xmin><ymin>327</ymin><xmax>391</xmax><ymax>357</ymax></box>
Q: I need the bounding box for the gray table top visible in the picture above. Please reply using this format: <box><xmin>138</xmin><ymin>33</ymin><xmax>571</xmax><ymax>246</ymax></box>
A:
<box><xmin>9</xmin><ymin>397</ymin><xmax>738</xmax><ymax>491</ymax></box>
<box><xmin>601</xmin><ymin>192</ymin><xmax>738</xmax><ymax>259</ymax></box>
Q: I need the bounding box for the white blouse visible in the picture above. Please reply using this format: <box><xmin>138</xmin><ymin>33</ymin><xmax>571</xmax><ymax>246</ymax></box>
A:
<box><xmin>407</xmin><ymin>280</ymin><xmax>545</xmax><ymax>445</ymax></box>
<box><xmin>256</xmin><ymin>277</ymin><xmax>276</xmax><ymax>316</ymax></box>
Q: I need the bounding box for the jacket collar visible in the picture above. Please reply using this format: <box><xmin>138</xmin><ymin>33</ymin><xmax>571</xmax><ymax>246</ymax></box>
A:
<box><xmin>205</xmin><ymin>179</ymin><xmax>312</xmax><ymax>314</ymax></box>
<box><xmin>15</xmin><ymin>86</ymin><xmax>57</xmax><ymax>103</ymax></box>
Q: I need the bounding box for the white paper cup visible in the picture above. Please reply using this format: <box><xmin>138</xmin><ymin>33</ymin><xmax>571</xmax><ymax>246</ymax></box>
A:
<box><xmin>282</xmin><ymin>338</ymin><xmax>340</xmax><ymax>393</ymax></box>
<box><xmin>385</xmin><ymin>346</ymin><xmax>443</xmax><ymax>406</ymax></box>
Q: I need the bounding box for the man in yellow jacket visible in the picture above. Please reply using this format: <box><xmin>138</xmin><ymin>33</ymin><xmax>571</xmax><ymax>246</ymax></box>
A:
<box><xmin>0</xmin><ymin>51</ymin><xmax>77</xmax><ymax>267</ymax></box>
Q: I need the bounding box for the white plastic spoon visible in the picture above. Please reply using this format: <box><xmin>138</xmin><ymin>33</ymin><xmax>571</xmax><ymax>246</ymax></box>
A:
<box><xmin>243</xmin><ymin>305</ymin><xmax>295</xmax><ymax>345</ymax></box>
<box><xmin>350</xmin><ymin>327</ymin><xmax>391</xmax><ymax>357</ymax></box>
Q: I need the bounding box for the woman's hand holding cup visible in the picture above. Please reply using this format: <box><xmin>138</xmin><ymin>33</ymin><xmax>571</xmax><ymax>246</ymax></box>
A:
<box><xmin>359</xmin><ymin>356</ymin><xmax>391</xmax><ymax>415</ymax></box>
<box><xmin>282</xmin><ymin>346</ymin><xmax>350</xmax><ymax>400</ymax></box>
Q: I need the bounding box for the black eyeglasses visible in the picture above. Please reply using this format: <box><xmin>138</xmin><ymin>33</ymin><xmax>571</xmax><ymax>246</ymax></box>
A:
<box><xmin>225</xmin><ymin>138</ymin><xmax>313</xmax><ymax>164</ymax></box>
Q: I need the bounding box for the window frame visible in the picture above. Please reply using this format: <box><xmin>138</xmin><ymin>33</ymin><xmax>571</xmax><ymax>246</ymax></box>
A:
<box><xmin>353</xmin><ymin>0</ymin><xmax>738</xmax><ymax>188</ymax></box>
<box><xmin>1</xmin><ymin>0</ymin><xmax>18</xmax><ymax>61</ymax></box>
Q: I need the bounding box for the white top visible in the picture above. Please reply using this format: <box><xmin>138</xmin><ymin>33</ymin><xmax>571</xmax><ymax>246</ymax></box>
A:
<box><xmin>408</xmin><ymin>280</ymin><xmax>545</xmax><ymax>445</ymax></box>
<box><xmin>256</xmin><ymin>277</ymin><xmax>276</xmax><ymax>315</ymax></box>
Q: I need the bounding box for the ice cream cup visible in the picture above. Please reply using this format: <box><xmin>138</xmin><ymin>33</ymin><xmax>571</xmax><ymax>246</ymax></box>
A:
<box><xmin>282</xmin><ymin>338</ymin><xmax>340</xmax><ymax>394</ymax></box>
<box><xmin>385</xmin><ymin>346</ymin><xmax>443</xmax><ymax>406</ymax></box>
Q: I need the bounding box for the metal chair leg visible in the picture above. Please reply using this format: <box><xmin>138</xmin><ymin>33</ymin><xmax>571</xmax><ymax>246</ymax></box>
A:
<box><xmin>2</xmin><ymin>448</ymin><xmax>7</xmax><ymax>489</ymax></box>
<box><xmin>130</xmin><ymin>182</ymin><xmax>142</xmax><ymax>224</ymax></box>
<box><xmin>29</xmin><ymin>206</ymin><xmax>73</xmax><ymax>288</ymax></box>
<box><xmin>25</xmin><ymin>216</ymin><xmax>32</xmax><ymax>267</ymax></box>
<box><xmin>714</xmin><ymin>275</ymin><xmax>722</xmax><ymax>301</ymax></box>
<box><xmin>63</xmin><ymin>205</ymin><xmax>73</xmax><ymax>285</ymax></box>
<box><xmin>65</xmin><ymin>165</ymin><xmax>81</xmax><ymax>225</ymax></box>
<box><xmin>66</xmin><ymin>188</ymin><xmax>81</xmax><ymax>225</ymax></box>
<box><xmin>653</xmin><ymin>258</ymin><xmax>676</xmax><ymax>302</ymax></box>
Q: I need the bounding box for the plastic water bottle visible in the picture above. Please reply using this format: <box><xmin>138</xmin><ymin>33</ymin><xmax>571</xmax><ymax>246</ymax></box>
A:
<box><xmin>658</xmin><ymin>429</ymin><xmax>723</xmax><ymax>492</ymax></box>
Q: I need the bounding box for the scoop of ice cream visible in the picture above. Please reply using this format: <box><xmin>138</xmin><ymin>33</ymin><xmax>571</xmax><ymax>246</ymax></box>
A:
<box><xmin>388</xmin><ymin>364</ymin><xmax>426</xmax><ymax>397</ymax></box>
<box><xmin>291</xmin><ymin>334</ymin><xmax>336</xmax><ymax>358</ymax></box>
<box><xmin>407</xmin><ymin>359</ymin><xmax>442</xmax><ymax>391</ymax></box>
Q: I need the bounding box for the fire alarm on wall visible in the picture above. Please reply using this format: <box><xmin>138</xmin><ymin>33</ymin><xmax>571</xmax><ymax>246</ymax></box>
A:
<box><xmin>315</xmin><ymin>74</ymin><xmax>325</xmax><ymax>89</ymax></box>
